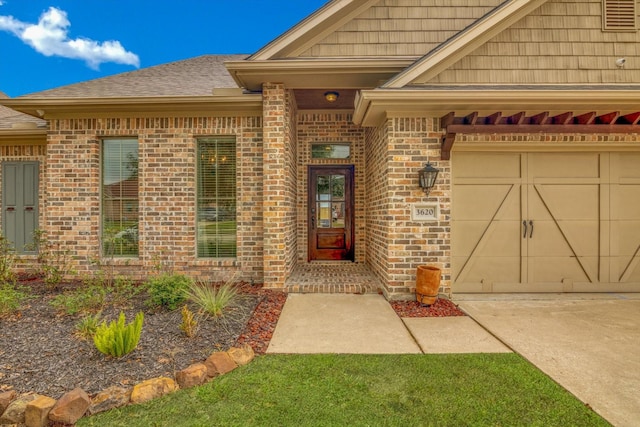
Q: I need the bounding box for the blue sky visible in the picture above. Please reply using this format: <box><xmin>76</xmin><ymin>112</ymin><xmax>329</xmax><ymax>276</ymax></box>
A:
<box><xmin>0</xmin><ymin>0</ymin><xmax>328</xmax><ymax>97</ymax></box>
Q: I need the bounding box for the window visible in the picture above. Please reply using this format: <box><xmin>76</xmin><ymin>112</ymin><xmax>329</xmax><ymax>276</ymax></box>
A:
<box><xmin>102</xmin><ymin>139</ymin><xmax>138</xmax><ymax>256</ymax></box>
<box><xmin>197</xmin><ymin>137</ymin><xmax>236</xmax><ymax>258</ymax></box>
<box><xmin>603</xmin><ymin>0</ymin><xmax>637</xmax><ymax>30</ymax></box>
<box><xmin>311</xmin><ymin>143</ymin><xmax>350</xmax><ymax>159</ymax></box>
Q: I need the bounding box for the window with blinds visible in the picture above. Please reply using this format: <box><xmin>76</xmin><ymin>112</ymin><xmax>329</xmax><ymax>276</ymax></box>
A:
<box><xmin>197</xmin><ymin>137</ymin><xmax>237</xmax><ymax>258</ymax></box>
<box><xmin>102</xmin><ymin>139</ymin><xmax>139</xmax><ymax>257</ymax></box>
<box><xmin>603</xmin><ymin>0</ymin><xmax>637</xmax><ymax>30</ymax></box>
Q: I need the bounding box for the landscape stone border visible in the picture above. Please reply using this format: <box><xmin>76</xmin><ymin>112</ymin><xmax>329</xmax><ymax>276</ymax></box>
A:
<box><xmin>0</xmin><ymin>344</ymin><xmax>255</xmax><ymax>426</ymax></box>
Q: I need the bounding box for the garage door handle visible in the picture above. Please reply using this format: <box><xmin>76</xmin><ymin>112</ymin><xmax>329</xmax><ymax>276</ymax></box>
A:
<box><xmin>529</xmin><ymin>220</ymin><xmax>534</xmax><ymax>238</ymax></box>
<box><xmin>523</xmin><ymin>220</ymin><xmax>527</xmax><ymax>238</ymax></box>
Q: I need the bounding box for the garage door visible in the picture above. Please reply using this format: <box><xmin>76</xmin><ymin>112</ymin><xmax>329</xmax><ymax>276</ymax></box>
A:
<box><xmin>452</xmin><ymin>151</ymin><xmax>640</xmax><ymax>292</ymax></box>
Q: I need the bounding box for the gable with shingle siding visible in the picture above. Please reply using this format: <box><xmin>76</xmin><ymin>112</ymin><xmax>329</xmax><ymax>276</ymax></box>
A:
<box><xmin>418</xmin><ymin>0</ymin><xmax>640</xmax><ymax>85</ymax></box>
<box><xmin>298</xmin><ymin>0</ymin><xmax>503</xmax><ymax>57</ymax></box>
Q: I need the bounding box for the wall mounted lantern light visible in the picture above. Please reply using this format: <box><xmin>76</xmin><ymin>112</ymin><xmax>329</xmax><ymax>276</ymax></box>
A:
<box><xmin>324</xmin><ymin>91</ymin><xmax>339</xmax><ymax>102</ymax></box>
<box><xmin>418</xmin><ymin>162</ymin><xmax>439</xmax><ymax>195</ymax></box>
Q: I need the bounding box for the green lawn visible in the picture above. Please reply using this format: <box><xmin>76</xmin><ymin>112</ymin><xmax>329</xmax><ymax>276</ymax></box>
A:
<box><xmin>78</xmin><ymin>353</ymin><xmax>609</xmax><ymax>427</ymax></box>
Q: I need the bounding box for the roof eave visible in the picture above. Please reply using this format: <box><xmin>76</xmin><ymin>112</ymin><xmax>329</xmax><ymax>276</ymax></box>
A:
<box><xmin>225</xmin><ymin>58</ymin><xmax>417</xmax><ymax>91</ymax></box>
<box><xmin>353</xmin><ymin>89</ymin><xmax>640</xmax><ymax>126</ymax></box>
<box><xmin>0</xmin><ymin>95</ymin><xmax>263</xmax><ymax>118</ymax></box>
<box><xmin>0</xmin><ymin>128</ymin><xmax>47</xmax><ymax>142</ymax></box>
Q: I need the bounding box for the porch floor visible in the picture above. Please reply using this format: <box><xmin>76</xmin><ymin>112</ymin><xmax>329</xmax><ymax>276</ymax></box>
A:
<box><xmin>285</xmin><ymin>262</ymin><xmax>383</xmax><ymax>294</ymax></box>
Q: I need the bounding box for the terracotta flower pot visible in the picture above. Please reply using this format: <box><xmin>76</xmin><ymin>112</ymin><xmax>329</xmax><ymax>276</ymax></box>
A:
<box><xmin>416</xmin><ymin>265</ymin><xmax>441</xmax><ymax>305</ymax></box>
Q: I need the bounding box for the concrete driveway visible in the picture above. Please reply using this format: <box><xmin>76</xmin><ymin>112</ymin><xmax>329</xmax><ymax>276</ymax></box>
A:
<box><xmin>455</xmin><ymin>293</ymin><xmax>640</xmax><ymax>427</ymax></box>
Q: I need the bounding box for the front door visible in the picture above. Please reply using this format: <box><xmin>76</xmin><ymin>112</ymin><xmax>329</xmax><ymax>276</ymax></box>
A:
<box><xmin>308</xmin><ymin>165</ymin><xmax>354</xmax><ymax>261</ymax></box>
<box><xmin>2</xmin><ymin>162</ymin><xmax>39</xmax><ymax>253</ymax></box>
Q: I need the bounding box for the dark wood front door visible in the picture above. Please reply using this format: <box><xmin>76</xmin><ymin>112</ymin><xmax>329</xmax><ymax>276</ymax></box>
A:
<box><xmin>308</xmin><ymin>165</ymin><xmax>354</xmax><ymax>261</ymax></box>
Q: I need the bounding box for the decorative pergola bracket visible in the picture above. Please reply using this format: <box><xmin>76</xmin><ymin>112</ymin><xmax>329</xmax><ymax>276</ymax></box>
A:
<box><xmin>439</xmin><ymin>111</ymin><xmax>640</xmax><ymax>160</ymax></box>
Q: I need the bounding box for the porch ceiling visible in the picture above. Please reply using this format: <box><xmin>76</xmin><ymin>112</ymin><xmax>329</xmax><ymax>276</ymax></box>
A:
<box><xmin>294</xmin><ymin>89</ymin><xmax>357</xmax><ymax>110</ymax></box>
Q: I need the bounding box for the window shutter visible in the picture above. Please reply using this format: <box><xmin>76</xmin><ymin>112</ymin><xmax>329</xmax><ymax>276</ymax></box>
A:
<box><xmin>603</xmin><ymin>0</ymin><xmax>637</xmax><ymax>30</ymax></box>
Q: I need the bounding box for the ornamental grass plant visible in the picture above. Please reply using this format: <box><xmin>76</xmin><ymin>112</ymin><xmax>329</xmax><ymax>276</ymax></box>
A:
<box><xmin>184</xmin><ymin>280</ymin><xmax>239</xmax><ymax>317</ymax></box>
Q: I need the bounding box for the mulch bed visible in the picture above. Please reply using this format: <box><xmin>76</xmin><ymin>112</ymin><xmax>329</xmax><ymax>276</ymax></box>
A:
<box><xmin>1</xmin><ymin>276</ymin><xmax>461</xmax><ymax>401</ymax></box>
<box><xmin>0</xmin><ymin>276</ymin><xmax>279</xmax><ymax>399</ymax></box>
<box><xmin>390</xmin><ymin>297</ymin><xmax>467</xmax><ymax>318</ymax></box>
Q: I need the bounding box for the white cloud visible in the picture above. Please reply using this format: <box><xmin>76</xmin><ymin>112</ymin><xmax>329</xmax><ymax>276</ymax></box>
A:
<box><xmin>0</xmin><ymin>6</ymin><xmax>139</xmax><ymax>69</ymax></box>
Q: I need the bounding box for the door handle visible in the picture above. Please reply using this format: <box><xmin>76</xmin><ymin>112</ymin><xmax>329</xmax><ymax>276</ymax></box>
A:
<box><xmin>311</xmin><ymin>208</ymin><xmax>315</xmax><ymax>229</ymax></box>
<box><xmin>25</xmin><ymin>207</ymin><xmax>34</xmax><ymax>211</ymax></box>
<box><xmin>529</xmin><ymin>220</ymin><xmax>534</xmax><ymax>238</ymax></box>
<box><xmin>522</xmin><ymin>220</ymin><xmax>527</xmax><ymax>238</ymax></box>
<box><xmin>6</xmin><ymin>207</ymin><xmax>15</xmax><ymax>212</ymax></box>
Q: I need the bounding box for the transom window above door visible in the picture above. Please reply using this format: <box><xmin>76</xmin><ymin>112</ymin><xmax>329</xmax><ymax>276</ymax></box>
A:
<box><xmin>311</xmin><ymin>143</ymin><xmax>350</xmax><ymax>159</ymax></box>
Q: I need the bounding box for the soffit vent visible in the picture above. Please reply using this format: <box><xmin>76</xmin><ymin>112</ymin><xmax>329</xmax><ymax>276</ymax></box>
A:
<box><xmin>603</xmin><ymin>0</ymin><xmax>637</xmax><ymax>31</ymax></box>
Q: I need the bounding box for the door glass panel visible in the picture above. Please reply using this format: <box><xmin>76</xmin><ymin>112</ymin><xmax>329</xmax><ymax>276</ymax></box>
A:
<box><xmin>332</xmin><ymin>202</ymin><xmax>345</xmax><ymax>228</ymax></box>
<box><xmin>315</xmin><ymin>174</ymin><xmax>347</xmax><ymax>228</ymax></box>
<box><xmin>331</xmin><ymin>175</ymin><xmax>345</xmax><ymax>200</ymax></box>
<box><xmin>317</xmin><ymin>176</ymin><xmax>330</xmax><ymax>198</ymax></box>
<box><xmin>317</xmin><ymin>201</ymin><xmax>331</xmax><ymax>228</ymax></box>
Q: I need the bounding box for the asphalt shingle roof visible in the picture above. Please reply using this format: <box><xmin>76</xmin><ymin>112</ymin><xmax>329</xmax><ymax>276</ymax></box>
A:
<box><xmin>17</xmin><ymin>54</ymin><xmax>248</xmax><ymax>99</ymax></box>
<box><xmin>0</xmin><ymin>103</ymin><xmax>47</xmax><ymax>129</ymax></box>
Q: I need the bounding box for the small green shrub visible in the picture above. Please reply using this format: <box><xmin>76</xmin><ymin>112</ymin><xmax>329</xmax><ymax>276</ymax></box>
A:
<box><xmin>109</xmin><ymin>276</ymin><xmax>142</xmax><ymax>306</ymax></box>
<box><xmin>185</xmin><ymin>281</ymin><xmax>238</xmax><ymax>317</ymax></box>
<box><xmin>0</xmin><ymin>282</ymin><xmax>30</xmax><ymax>317</ymax></box>
<box><xmin>93</xmin><ymin>311</ymin><xmax>144</xmax><ymax>358</ymax></box>
<box><xmin>75</xmin><ymin>312</ymin><xmax>102</xmax><ymax>340</ymax></box>
<box><xmin>50</xmin><ymin>285</ymin><xmax>106</xmax><ymax>315</ymax></box>
<box><xmin>29</xmin><ymin>229</ymin><xmax>77</xmax><ymax>289</ymax></box>
<box><xmin>147</xmin><ymin>273</ymin><xmax>192</xmax><ymax>310</ymax></box>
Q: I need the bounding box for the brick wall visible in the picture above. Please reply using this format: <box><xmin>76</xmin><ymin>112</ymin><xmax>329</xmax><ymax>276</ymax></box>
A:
<box><xmin>262</xmin><ymin>84</ymin><xmax>290</xmax><ymax>288</ymax></box>
<box><xmin>364</xmin><ymin>122</ymin><xmax>390</xmax><ymax>286</ymax></box>
<box><xmin>365</xmin><ymin>117</ymin><xmax>451</xmax><ymax>300</ymax></box>
<box><xmin>284</xmin><ymin>90</ymin><xmax>299</xmax><ymax>279</ymax></box>
<box><xmin>43</xmin><ymin>115</ymin><xmax>263</xmax><ymax>282</ymax></box>
<box><xmin>296</xmin><ymin>113</ymin><xmax>366</xmax><ymax>263</ymax></box>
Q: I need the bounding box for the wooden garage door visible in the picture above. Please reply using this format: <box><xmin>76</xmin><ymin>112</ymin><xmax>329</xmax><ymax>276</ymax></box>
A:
<box><xmin>452</xmin><ymin>151</ymin><xmax>640</xmax><ymax>292</ymax></box>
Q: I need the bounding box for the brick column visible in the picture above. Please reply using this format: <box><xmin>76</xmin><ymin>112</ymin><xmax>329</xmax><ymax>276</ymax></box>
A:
<box><xmin>262</xmin><ymin>84</ymin><xmax>287</xmax><ymax>288</ymax></box>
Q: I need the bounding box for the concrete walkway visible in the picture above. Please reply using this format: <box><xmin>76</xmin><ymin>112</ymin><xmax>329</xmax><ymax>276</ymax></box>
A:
<box><xmin>267</xmin><ymin>293</ymin><xmax>509</xmax><ymax>354</ymax></box>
